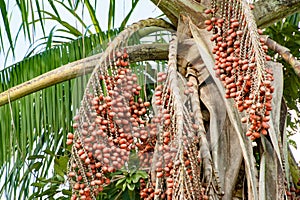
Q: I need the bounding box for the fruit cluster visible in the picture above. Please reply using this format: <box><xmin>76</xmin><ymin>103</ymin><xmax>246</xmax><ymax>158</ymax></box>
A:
<box><xmin>67</xmin><ymin>51</ymin><xmax>211</xmax><ymax>199</ymax></box>
<box><xmin>67</xmin><ymin>51</ymin><xmax>152</xmax><ymax>200</ymax></box>
<box><xmin>136</xmin><ymin>73</ymin><xmax>204</xmax><ymax>199</ymax></box>
<box><xmin>286</xmin><ymin>178</ymin><xmax>300</xmax><ymax>198</ymax></box>
<box><xmin>204</xmin><ymin>0</ymin><xmax>274</xmax><ymax>140</ymax></box>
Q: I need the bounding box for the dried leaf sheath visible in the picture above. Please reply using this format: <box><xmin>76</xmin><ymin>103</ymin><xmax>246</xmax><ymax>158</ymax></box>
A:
<box><xmin>189</xmin><ymin>16</ymin><xmax>259</xmax><ymax>199</ymax></box>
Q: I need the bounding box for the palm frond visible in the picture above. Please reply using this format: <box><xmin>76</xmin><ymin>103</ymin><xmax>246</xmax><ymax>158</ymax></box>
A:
<box><xmin>48</xmin><ymin>0</ymin><xmax>61</xmax><ymax>21</ymax></box>
<box><xmin>53</xmin><ymin>0</ymin><xmax>93</xmax><ymax>35</ymax></box>
<box><xmin>41</xmin><ymin>12</ymin><xmax>83</xmax><ymax>37</ymax></box>
<box><xmin>0</xmin><ymin>17</ymin><xmax>174</xmax><ymax>198</ymax></box>
<box><xmin>16</xmin><ymin>0</ymin><xmax>32</xmax><ymax>42</ymax></box>
<box><xmin>107</xmin><ymin>0</ymin><xmax>115</xmax><ymax>33</ymax></box>
<box><xmin>34</xmin><ymin>0</ymin><xmax>46</xmax><ymax>37</ymax></box>
<box><xmin>0</xmin><ymin>29</ymin><xmax>121</xmax><ymax>199</ymax></box>
<box><xmin>84</xmin><ymin>0</ymin><xmax>102</xmax><ymax>34</ymax></box>
<box><xmin>0</xmin><ymin>0</ymin><xmax>14</xmax><ymax>54</ymax></box>
<box><xmin>119</xmin><ymin>0</ymin><xmax>140</xmax><ymax>30</ymax></box>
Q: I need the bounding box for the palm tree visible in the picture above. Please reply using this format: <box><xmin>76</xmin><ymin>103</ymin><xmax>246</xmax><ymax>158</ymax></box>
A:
<box><xmin>0</xmin><ymin>0</ymin><xmax>299</xmax><ymax>199</ymax></box>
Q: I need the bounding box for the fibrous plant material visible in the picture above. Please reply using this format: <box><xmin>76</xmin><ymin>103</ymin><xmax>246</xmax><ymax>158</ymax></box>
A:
<box><xmin>67</xmin><ymin>51</ymin><xmax>153</xmax><ymax>200</ymax></box>
<box><xmin>137</xmin><ymin>34</ymin><xmax>224</xmax><ymax>200</ymax></box>
<box><xmin>66</xmin><ymin>16</ymin><xmax>222</xmax><ymax>198</ymax></box>
<box><xmin>139</xmin><ymin>35</ymin><xmax>203</xmax><ymax>200</ymax></box>
<box><xmin>204</xmin><ymin>0</ymin><xmax>274</xmax><ymax>140</ymax></box>
<box><xmin>66</xmin><ymin>19</ymin><xmax>174</xmax><ymax>200</ymax></box>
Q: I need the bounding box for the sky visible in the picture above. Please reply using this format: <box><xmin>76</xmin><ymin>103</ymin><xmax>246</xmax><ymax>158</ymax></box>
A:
<box><xmin>0</xmin><ymin>0</ymin><xmax>299</xmax><ymax>161</ymax></box>
<box><xmin>0</xmin><ymin>0</ymin><xmax>163</xmax><ymax>68</ymax></box>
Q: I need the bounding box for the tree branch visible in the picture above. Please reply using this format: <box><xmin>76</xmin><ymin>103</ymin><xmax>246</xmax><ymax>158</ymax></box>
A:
<box><xmin>263</xmin><ymin>36</ymin><xmax>300</xmax><ymax>77</ymax></box>
<box><xmin>150</xmin><ymin>0</ymin><xmax>207</xmax><ymax>27</ymax></box>
<box><xmin>0</xmin><ymin>44</ymin><xmax>169</xmax><ymax>107</ymax></box>
<box><xmin>150</xmin><ymin>0</ymin><xmax>300</xmax><ymax>28</ymax></box>
<box><xmin>1</xmin><ymin>37</ymin><xmax>299</xmax><ymax>107</ymax></box>
<box><xmin>254</xmin><ymin>0</ymin><xmax>300</xmax><ymax>28</ymax></box>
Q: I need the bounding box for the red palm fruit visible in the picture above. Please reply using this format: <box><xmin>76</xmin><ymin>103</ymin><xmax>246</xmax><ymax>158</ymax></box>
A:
<box><xmin>206</xmin><ymin>25</ymin><xmax>213</xmax><ymax>31</ymax></box>
<box><xmin>66</xmin><ymin>139</ymin><xmax>73</xmax><ymax>145</ymax></box>
<box><xmin>262</xmin><ymin>122</ymin><xmax>270</xmax><ymax>129</ymax></box>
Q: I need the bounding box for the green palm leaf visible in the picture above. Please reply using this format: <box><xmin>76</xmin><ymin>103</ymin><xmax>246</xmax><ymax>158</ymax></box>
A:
<box><xmin>0</xmin><ymin>29</ymin><xmax>120</xmax><ymax>199</ymax></box>
<box><xmin>0</xmin><ymin>0</ymin><xmax>14</xmax><ymax>54</ymax></box>
<box><xmin>119</xmin><ymin>0</ymin><xmax>140</xmax><ymax>30</ymax></box>
<box><xmin>84</xmin><ymin>0</ymin><xmax>102</xmax><ymax>34</ymax></box>
<box><xmin>34</xmin><ymin>0</ymin><xmax>46</xmax><ymax>37</ymax></box>
<box><xmin>53</xmin><ymin>0</ymin><xmax>93</xmax><ymax>35</ymax></box>
<box><xmin>0</xmin><ymin>23</ymin><xmax>170</xmax><ymax>198</ymax></box>
<box><xmin>16</xmin><ymin>0</ymin><xmax>31</xmax><ymax>43</ymax></box>
<box><xmin>41</xmin><ymin>11</ymin><xmax>83</xmax><ymax>37</ymax></box>
<box><xmin>6</xmin><ymin>1</ymin><xmax>296</xmax><ymax>199</ymax></box>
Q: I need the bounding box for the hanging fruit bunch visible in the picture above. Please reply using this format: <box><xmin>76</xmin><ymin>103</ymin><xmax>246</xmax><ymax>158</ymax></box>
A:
<box><xmin>135</xmin><ymin>35</ymin><xmax>220</xmax><ymax>200</ymax></box>
<box><xmin>204</xmin><ymin>0</ymin><xmax>274</xmax><ymax>140</ymax></box>
<box><xmin>66</xmin><ymin>50</ymin><xmax>155</xmax><ymax>200</ymax></box>
<box><xmin>66</xmin><ymin>55</ymin><xmax>205</xmax><ymax>199</ymax></box>
<box><xmin>122</xmin><ymin>65</ymin><xmax>204</xmax><ymax>199</ymax></box>
<box><xmin>65</xmin><ymin>18</ymin><xmax>226</xmax><ymax>199</ymax></box>
<box><xmin>137</xmin><ymin>70</ymin><xmax>205</xmax><ymax>200</ymax></box>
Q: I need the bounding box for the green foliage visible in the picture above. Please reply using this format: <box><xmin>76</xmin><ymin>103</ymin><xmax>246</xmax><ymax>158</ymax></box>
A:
<box><xmin>0</xmin><ymin>30</ymin><xmax>119</xmax><ymax>199</ymax></box>
<box><xmin>97</xmin><ymin>169</ymin><xmax>148</xmax><ymax>200</ymax></box>
<box><xmin>96</xmin><ymin>152</ymin><xmax>149</xmax><ymax>200</ymax></box>
<box><xmin>0</xmin><ymin>15</ymin><xmax>167</xmax><ymax>199</ymax></box>
<box><xmin>27</xmin><ymin>151</ymin><xmax>70</xmax><ymax>199</ymax></box>
<box><xmin>288</xmin><ymin>153</ymin><xmax>300</xmax><ymax>190</ymax></box>
<box><xmin>0</xmin><ymin>0</ymin><xmax>144</xmax><ymax>199</ymax></box>
<box><xmin>0</xmin><ymin>0</ymin><xmax>14</xmax><ymax>53</ymax></box>
<box><xmin>0</xmin><ymin>0</ymin><xmax>140</xmax><ymax>66</ymax></box>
